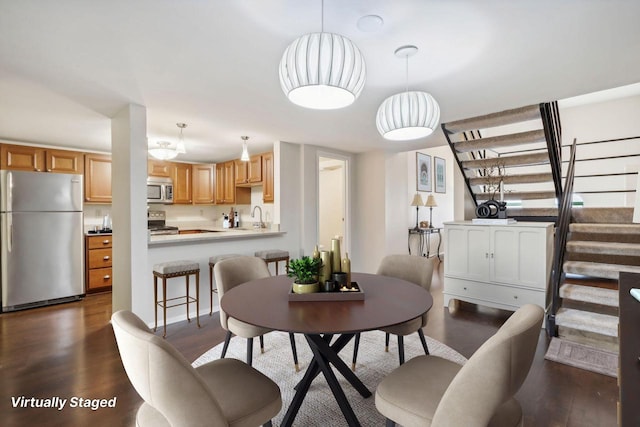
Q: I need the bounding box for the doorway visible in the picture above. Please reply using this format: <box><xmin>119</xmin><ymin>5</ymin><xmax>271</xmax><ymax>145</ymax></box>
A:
<box><xmin>318</xmin><ymin>155</ymin><xmax>348</xmax><ymax>253</ymax></box>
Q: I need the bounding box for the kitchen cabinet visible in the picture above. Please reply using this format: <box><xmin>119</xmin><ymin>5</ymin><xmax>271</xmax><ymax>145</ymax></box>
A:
<box><xmin>234</xmin><ymin>159</ymin><xmax>248</xmax><ymax>185</ymax></box>
<box><xmin>192</xmin><ymin>163</ymin><xmax>215</xmax><ymax>204</ymax></box>
<box><xmin>172</xmin><ymin>162</ymin><xmax>192</xmax><ymax>204</ymax></box>
<box><xmin>443</xmin><ymin>221</ymin><xmax>553</xmax><ymax>312</ymax></box>
<box><xmin>84</xmin><ymin>154</ymin><xmax>112</xmax><ymax>203</ymax></box>
<box><xmin>262</xmin><ymin>151</ymin><xmax>274</xmax><ymax>203</ymax></box>
<box><xmin>223</xmin><ymin>161</ymin><xmax>235</xmax><ymax>203</ymax></box>
<box><xmin>1</xmin><ymin>144</ymin><xmax>83</xmax><ymax>174</ymax></box>
<box><xmin>215</xmin><ymin>163</ymin><xmax>225</xmax><ymax>204</ymax></box>
<box><xmin>235</xmin><ymin>155</ymin><xmax>263</xmax><ymax>186</ymax></box>
<box><xmin>148</xmin><ymin>159</ymin><xmax>173</xmax><ymax>177</ymax></box>
<box><xmin>85</xmin><ymin>234</ymin><xmax>113</xmax><ymax>293</ymax></box>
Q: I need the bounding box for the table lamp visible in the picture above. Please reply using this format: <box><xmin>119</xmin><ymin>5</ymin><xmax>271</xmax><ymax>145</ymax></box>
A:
<box><xmin>425</xmin><ymin>194</ymin><xmax>437</xmax><ymax>228</ymax></box>
<box><xmin>410</xmin><ymin>193</ymin><xmax>424</xmax><ymax>230</ymax></box>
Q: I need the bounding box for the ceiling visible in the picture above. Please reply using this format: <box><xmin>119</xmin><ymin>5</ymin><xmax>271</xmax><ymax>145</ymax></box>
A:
<box><xmin>1</xmin><ymin>0</ymin><xmax>639</xmax><ymax>163</ymax></box>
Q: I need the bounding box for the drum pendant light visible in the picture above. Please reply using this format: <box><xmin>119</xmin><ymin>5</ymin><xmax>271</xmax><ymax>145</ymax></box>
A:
<box><xmin>376</xmin><ymin>45</ymin><xmax>440</xmax><ymax>141</ymax></box>
<box><xmin>279</xmin><ymin>0</ymin><xmax>366</xmax><ymax>109</ymax></box>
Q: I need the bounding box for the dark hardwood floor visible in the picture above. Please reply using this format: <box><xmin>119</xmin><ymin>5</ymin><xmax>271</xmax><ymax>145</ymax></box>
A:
<box><xmin>1</xmin><ymin>262</ymin><xmax>617</xmax><ymax>427</ymax></box>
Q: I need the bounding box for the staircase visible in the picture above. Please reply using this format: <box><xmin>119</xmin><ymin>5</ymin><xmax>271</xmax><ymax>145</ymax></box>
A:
<box><xmin>441</xmin><ymin>103</ymin><xmax>562</xmax><ymax>221</ymax></box>
<box><xmin>442</xmin><ymin>103</ymin><xmax>640</xmax><ymax>371</ymax></box>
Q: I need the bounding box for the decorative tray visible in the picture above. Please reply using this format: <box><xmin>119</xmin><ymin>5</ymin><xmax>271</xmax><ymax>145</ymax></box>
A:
<box><xmin>288</xmin><ymin>282</ymin><xmax>364</xmax><ymax>301</ymax></box>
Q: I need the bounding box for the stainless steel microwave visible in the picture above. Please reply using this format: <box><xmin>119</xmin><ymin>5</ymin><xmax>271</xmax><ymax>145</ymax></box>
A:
<box><xmin>147</xmin><ymin>177</ymin><xmax>174</xmax><ymax>204</ymax></box>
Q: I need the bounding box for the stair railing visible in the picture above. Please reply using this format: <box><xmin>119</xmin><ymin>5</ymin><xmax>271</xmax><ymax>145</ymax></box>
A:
<box><xmin>442</xmin><ymin>124</ymin><xmax>480</xmax><ymax>206</ymax></box>
<box><xmin>540</xmin><ymin>101</ymin><xmax>563</xmax><ymax>200</ymax></box>
<box><xmin>547</xmin><ymin>138</ymin><xmax>577</xmax><ymax>335</ymax></box>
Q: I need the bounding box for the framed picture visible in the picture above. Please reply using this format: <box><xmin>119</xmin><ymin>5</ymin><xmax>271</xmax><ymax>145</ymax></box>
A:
<box><xmin>435</xmin><ymin>157</ymin><xmax>446</xmax><ymax>193</ymax></box>
<box><xmin>416</xmin><ymin>152</ymin><xmax>432</xmax><ymax>192</ymax></box>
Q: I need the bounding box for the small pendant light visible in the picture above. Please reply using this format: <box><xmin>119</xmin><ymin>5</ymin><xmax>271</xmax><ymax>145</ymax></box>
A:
<box><xmin>240</xmin><ymin>136</ymin><xmax>250</xmax><ymax>162</ymax></box>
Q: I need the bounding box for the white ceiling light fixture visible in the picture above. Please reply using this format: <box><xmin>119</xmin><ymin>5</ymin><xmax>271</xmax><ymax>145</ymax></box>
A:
<box><xmin>279</xmin><ymin>0</ymin><xmax>366</xmax><ymax>110</ymax></box>
<box><xmin>149</xmin><ymin>141</ymin><xmax>178</xmax><ymax>160</ymax></box>
<box><xmin>376</xmin><ymin>45</ymin><xmax>440</xmax><ymax>141</ymax></box>
<box><xmin>176</xmin><ymin>122</ymin><xmax>187</xmax><ymax>154</ymax></box>
<box><xmin>240</xmin><ymin>136</ymin><xmax>250</xmax><ymax>161</ymax></box>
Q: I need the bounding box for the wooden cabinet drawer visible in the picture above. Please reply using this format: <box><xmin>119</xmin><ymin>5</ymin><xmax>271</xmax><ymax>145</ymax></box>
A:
<box><xmin>444</xmin><ymin>277</ymin><xmax>545</xmax><ymax>310</ymax></box>
<box><xmin>87</xmin><ymin>235</ymin><xmax>113</xmax><ymax>249</ymax></box>
<box><xmin>88</xmin><ymin>248</ymin><xmax>112</xmax><ymax>268</ymax></box>
<box><xmin>87</xmin><ymin>268</ymin><xmax>112</xmax><ymax>291</ymax></box>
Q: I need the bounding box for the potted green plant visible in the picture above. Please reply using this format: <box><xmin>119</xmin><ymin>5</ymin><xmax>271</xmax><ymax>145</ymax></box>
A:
<box><xmin>287</xmin><ymin>256</ymin><xmax>322</xmax><ymax>294</ymax></box>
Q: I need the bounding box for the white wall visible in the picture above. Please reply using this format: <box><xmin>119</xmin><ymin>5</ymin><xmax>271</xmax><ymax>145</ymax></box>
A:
<box><xmin>559</xmin><ymin>94</ymin><xmax>640</xmax><ymax>207</ymax></box>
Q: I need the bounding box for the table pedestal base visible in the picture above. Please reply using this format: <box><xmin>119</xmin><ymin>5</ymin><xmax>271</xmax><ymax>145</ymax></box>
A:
<box><xmin>281</xmin><ymin>333</ymin><xmax>372</xmax><ymax>427</ymax></box>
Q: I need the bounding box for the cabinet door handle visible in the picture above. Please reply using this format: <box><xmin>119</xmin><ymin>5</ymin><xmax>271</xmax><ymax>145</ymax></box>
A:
<box><xmin>47</xmin><ymin>169</ymin><xmax>52</xmax><ymax>172</ymax></box>
<box><xmin>490</xmin><ymin>253</ymin><xmax>494</xmax><ymax>259</ymax></box>
<box><xmin>103</xmin><ymin>240</ymin><xmax>110</xmax><ymax>244</ymax></box>
<box><xmin>463</xmin><ymin>287</ymin><xmax>467</xmax><ymax>291</ymax></box>
<box><xmin>103</xmin><ymin>275</ymin><xmax>110</xmax><ymax>280</ymax></box>
<box><xmin>485</xmin><ymin>253</ymin><xmax>489</xmax><ymax>258</ymax></box>
<box><xmin>103</xmin><ymin>256</ymin><xmax>110</xmax><ymax>260</ymax></box>
<box><xmin>513</xmin><ymin>295</ymin><xmax>518</xmax><ymax>299</ymax></box>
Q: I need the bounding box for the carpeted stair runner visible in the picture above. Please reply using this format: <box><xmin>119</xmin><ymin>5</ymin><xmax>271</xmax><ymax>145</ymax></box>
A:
<box><xmin>555</xmin><ymin>308</ymin><xmax>618</xmax><ymax>338</ymax></box>
<box><xmin>559</xmin><ymin>283</ymin><xmax>618</xmax><ymax>307</ymax></box>
<box><xmin>563</xmin><ymin>260</ymin><xmax>640</xmax><ymax>280</ymax></box>
<box><xmin>444</xmin><ymin>104</ymin><xmax>541</xmax><ymax>133</ymax></box>
<box><xmin>443</xmin><ymin>104</ymin><xmax>558</xmax><ymax>209</ymax></box>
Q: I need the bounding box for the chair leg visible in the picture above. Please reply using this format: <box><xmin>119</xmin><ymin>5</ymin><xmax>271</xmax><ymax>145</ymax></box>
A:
<box><xmin>162</xmin><ymin>277</ymin><xmax>167</xmax><ymax>338</ymax></box>
<box><xmin>398</xmin><ymin>335</ymin><xmax>405</xmax><ymax>365</ymax></box>
<box><xmin>385</xmin><ymin>332</ymin><xmax>390</xmax><ymax>352</ymax></box>
<box><xmin>209</xmin><ymin>264</ymin><xmax>214</xmax><ymax>316</ymax></box>
<box><xmin>195</xmin><ymin>271</ymin><xmax>200</xmax><ymax>328</ymax></box>
<box><xmin>185</xmin><ymin>274</ymin><xmax>191</xmax><ymax>323</ymax></box>
<box><xmin>351</xmin><ymin>333</ymin><xmax>361</xmax><ymax>371</ymax></box>
<box><xmin>263</xmin><ymin>421</ymin><xmax>273</xmax><ymax>427</ymax></box>
<box><xmin>259</xmin><ymin>335</ymin><xmax>265</xmax><ymax>354</ymax></box>
<box><xmin>289</xmin><ymin>333</ymin><xmax>300</xmax><ymax>372</ymax></box>
<box><xmin>386</xmin><ymin>418</ymin><xmax>396</xmax><ymax>427</ymax></box>
<box><xmin>153</xmin><ymin>275</ymin><xmax>158</xmax><ymax>332</ymax></box>
<box><xmin>247</xmin><ymin>338</ymin><xmax>254</xmax><ymax>366</ymax></box>
<box><xmin>221</xmin><ymin>331</ymin><xmax>232</xmax><ymax>358</ymax></box>
<box><xmin>418</xmin><ymin>328</ymin><xmax>430</xmax><ymax>355</ymax></box>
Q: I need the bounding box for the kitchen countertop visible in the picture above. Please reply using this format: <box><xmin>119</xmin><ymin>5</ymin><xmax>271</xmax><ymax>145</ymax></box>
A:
<box><xmin>148</xmin><ymin>227</ymin><xmax>286</xmax><ymax>246</ymax></box>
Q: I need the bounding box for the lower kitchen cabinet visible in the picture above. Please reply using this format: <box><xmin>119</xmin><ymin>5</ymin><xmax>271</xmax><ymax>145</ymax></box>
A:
<box><xmin>85</xmin><ymin>234</ymin><xmax>113</xmax><ymax>293</ymax></box>
<box><xmin>443</xmin><ymin>221</ymin><xmax>554</xmax><ymax>311</ymax></box>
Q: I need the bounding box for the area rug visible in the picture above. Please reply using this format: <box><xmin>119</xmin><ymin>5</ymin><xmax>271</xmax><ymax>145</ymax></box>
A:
<box><xmin>193</xmin><ymin>331</ymin><xmax>467</xmax><ymax>426</ymax></box>
<box><xmin>544</xmin><ymin>337</ymin><xmax>617</xmax><ymax>378</ymax></box>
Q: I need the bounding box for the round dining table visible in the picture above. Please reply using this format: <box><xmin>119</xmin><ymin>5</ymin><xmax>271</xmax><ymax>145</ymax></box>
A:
<box><xmin>221</xmin><ymin>272</ymin><xmax>433</xmax><ymax>427</ymax></box>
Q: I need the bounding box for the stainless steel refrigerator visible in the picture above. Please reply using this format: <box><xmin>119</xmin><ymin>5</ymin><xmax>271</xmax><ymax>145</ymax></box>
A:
<box><xmin>1</xmin><ymin>170</ymin><xmax>84</xmax><ymax>311</ymax></box>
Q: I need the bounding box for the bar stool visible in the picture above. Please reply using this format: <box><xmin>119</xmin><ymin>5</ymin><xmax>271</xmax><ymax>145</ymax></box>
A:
<box><xmin>153</xmin><ymin>260</ymin><xmax>200</xmax><ymax>338</ymax></box>
<box><xmin>254</xmin><ymin>249</ymin><xmax>290</xmax><ymax>275</ymax></box>
<box><xmin>208</xmin><ymin>253</ymin><xmax>242</xmax><ymax>315</ymax></box>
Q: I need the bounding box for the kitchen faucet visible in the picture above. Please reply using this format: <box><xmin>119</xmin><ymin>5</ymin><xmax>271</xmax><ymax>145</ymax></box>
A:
<box><xmin>251</xmin><ymin>205</ymin><xmax>265</xmax><ymax>229</ymax></box>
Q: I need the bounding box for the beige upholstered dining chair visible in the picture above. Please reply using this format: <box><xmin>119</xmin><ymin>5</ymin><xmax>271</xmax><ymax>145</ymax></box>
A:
<box><xmin>376</xmin><ymin>303</ymin><xmax>544</xmax><ymax>427</ymax></box>
<box><xmin>111</xmin><ymin>310</ymin><xmax>282</xmax><ymax>427</ymax></box>
<box><xmin>352</xmin><ymin>254</ymin><xmax>436</xmax><ymax>370</ymax></box>
<box><xmin>215</xmin><ymin>256</ymin><xmax>300</xmax><ymax>370</ymax></box>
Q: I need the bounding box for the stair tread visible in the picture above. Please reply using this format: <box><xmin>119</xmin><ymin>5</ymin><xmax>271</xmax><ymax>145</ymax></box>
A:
<box><xmin>556</xmin><ymin>308</ymin><xmax>618</xmax><ymax>337</ymax></box>
<box><xmin>567</xmin><ymin>241</ymin><xmax>640</xmax><ymax>256</ymax></box>
<box><xmin>570</xmin><ymin>223</ymin><xmax>640</xmax><ymax>233</ymax></box>
<box><xmin>444</xmin><ymin>105</ymin><xmax>541</xmax><ymax>133</ymax></box>
<box><xmin>462</xmin><ymin>152</ymin><xmax>549</xmax><ymax>169</ymax></box>
<box><xmin>469</xmin><ymin>173</ymin><xmax>553</xmax><ymax>186</ymax></box>
<box><xmin>454</xmin><ymin>129</ymin><xmax>546</xmax><ymax>152</ymax></box>
<box><xmin>476</xmin><ymin>190</ymin><xmax>556</xmax><ymax>200</ymax></box>
<box><xmin>559</xmin><ymin>283</ymin><xmax>618</xmax><ymax>307</ymax></box>
<box><xmin>564</xmin><ymin>260</ymin><xmax>640</xmax><ymax>280</ymax></box>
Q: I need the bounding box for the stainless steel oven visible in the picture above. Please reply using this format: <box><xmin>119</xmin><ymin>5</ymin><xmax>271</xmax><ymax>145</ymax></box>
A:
<box><xmin>147</xmin><ymin>177</ymin><xmax>174</xmax><ymax>204</ymax></box>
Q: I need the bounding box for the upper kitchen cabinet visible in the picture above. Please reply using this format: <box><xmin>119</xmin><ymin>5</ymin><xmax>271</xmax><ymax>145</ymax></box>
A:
<box><xmin>148</xmin><ymin>159</ymin><xmax>173</xmax><ymax>177</ymax></box>
<box><xmin>172</xmin><ymin>162</ymin><xmax>192</xmax><ymax>204</ymax></box>
<box><xmin>1</xmin><ymin>144</ymin><xmax>83</xmax><ymax>174</ymax></box>
<box><xmin>84</xmin><ymin>154</ymin><xmax>112</xmax><ymax>203</ymax></box>
<box><xmin>215</xmin><ymin>160</ymin><xmax>250</xmax><ymax>205</ymax></box>
<box><xmin>235</xmin><ymin>154</ymin><xmax>263</xmax><ymax>186</ymax></box>
<box><xmin>192</xmin><ymin>163</ymin><xmax>215</xmax><ymax>204</ymax></box>
<box><xmin>262</xmin><ymin>152</ymin><xmax>274</xmax><ymax>203</ymax></box>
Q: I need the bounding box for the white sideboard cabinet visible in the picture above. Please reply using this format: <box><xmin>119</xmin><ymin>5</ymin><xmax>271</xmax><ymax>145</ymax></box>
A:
<box><xmin>443</xmin><ymin>221</ymin><xmax>554</xmax><ymax>311</ymax></box>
